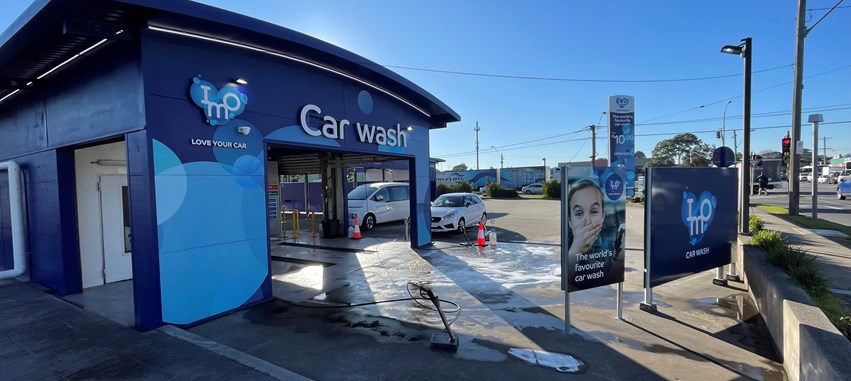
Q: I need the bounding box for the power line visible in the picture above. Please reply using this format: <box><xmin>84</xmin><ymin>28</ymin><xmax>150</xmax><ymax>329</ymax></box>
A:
<box><xmin>435</xmin><ymin>119</ymin><xmax>851</xmax><ymax>158</ymax></box>
<box><xmin>642</xmin><ymin>63</ymin><xmax>851</xmax><ymax>123</ymax></box>
<box><xmin>381</xmin><ymin>63</ymin><xmax>793</xmax><ymax>83</ymax></box>
<box><xmin>807</xmin><ymin>0</ymin><xmax>846</xmax><ymax>35</ymax></box>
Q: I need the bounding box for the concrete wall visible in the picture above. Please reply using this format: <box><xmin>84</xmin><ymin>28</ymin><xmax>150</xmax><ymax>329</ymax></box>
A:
<box><xmin>741</xmin><ymin>240</ymin><xmax>851</xmax><ymax>381</ymax></box>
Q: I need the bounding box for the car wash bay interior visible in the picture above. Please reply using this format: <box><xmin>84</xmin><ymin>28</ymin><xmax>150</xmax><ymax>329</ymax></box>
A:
<box><xmin>268</xmin><ymin>145</ymin><xmax>412</xmax><ymax>238</ymax></box>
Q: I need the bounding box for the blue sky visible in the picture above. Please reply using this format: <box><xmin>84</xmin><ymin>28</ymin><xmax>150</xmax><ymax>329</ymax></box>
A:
<box><xmin>2</xmin><ymin>1</ymin><xmax>849</xmax><ymax>170</ymax></box>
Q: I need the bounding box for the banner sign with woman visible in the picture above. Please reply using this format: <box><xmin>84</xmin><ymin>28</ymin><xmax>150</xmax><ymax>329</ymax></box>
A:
<box><xmin>561</xmin><ymin>166</ymin><xmax>627</xmax><ymax>292</ymax></box>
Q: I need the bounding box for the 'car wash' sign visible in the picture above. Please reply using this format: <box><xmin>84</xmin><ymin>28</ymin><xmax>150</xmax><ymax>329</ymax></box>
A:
<box><xmin>299</xmin><ymin>104</ymin><xmax>408</xmax><ymax>147</ymax></box>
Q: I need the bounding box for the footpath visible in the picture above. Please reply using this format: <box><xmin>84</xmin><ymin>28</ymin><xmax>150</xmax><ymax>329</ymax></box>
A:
<box><xmin>749</xmin><ymin>207</ymin><xmax>851</xmax><ymax>299</ymax></box>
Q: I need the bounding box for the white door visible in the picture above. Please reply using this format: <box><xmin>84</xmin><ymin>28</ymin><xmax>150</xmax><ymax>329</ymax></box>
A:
<box><xmin>100</xmin><ymin>175</ymin><xmax>132</xmax><ymax>283</ymax></box>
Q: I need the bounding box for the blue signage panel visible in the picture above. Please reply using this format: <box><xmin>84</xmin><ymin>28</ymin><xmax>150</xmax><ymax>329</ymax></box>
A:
<box><xmin>608</xmin><ymin>95</ymin><xmax>636</xmax><ymax>197</ymax></box>
<box><xmin>563</xmin><ymin>166</ymin><xmax>627</xmax><ymax>291</ymax></box>
<box><xmin>647</xmin><ymin>167</ymin><xmax>737</xmax><ymax>287</ymax></box>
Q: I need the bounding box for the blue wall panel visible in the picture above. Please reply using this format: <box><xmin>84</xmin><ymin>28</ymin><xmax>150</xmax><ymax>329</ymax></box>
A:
<box><xmin>127</xmin><ymin>130</ymin><xmax>163</xmax><ymax>330</ymax></box>
<box><xmin>141</xmin><ymin>32</ymin><xmax>436</xmax><ymax>324</ymax></box>
<box><xmin>0</xmin><ymin>44</ymin><xmax>143</xmax><ymax>162</ymax></box>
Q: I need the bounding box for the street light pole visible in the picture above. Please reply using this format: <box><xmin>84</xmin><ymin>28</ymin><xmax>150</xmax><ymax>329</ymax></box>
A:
<box><xmin>491</xmin><ymin>145</ymin><xmax>503</xmax><ymax>169</ymax></box>
<box><xmin>721</xmin><ymin>100</ymin><xmax>732</xmax><ymax>147</ymax></box>
<box><xmin>722</xmin><ymin>37</ymin><xmax>752</xmax><ymax>235</ymax></box>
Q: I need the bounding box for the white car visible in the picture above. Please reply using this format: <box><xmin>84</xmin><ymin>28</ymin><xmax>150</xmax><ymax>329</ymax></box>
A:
<box><xmin>431</xmin><ymin>193</ymin><xmax>487</xmax><ymax>233</ymax></box>
<box><xmin>521</xmin><ymin>183</ymin><xmax>543</xmax><ymax>194</ymax></box>
<box><xmin>817</xmin><ymin>174</ymin><xmax>832</xmax><ymax>184</ymax></box>
<box><xmin>347</xmin><ymin>182</ymin><xmax>409</xmax><ymax>230</ymax></box>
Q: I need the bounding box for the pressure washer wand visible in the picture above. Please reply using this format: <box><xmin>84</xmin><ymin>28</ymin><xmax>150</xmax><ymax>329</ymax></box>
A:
<box><xmin>423</xmin><ymin>286</ymin><xmax>457</xmax><ymax>343</ymax></box>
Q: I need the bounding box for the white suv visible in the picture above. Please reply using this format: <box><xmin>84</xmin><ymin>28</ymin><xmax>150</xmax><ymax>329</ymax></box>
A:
<box><xmin>837</xmin><ymin>170</ymin><xmax>851</xmax><ymax>184</ymax></box>
<box><xmin>347</xmin><ymin>182</ymin><xmax>409</xmax><ymax>230</ymax></box>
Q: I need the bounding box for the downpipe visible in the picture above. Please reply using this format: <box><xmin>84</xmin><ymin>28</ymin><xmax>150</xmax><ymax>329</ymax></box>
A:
<box><xmin>0</xmin><ymin>161</ymin><xmax>27</xmax><ymax>279</ymax></box>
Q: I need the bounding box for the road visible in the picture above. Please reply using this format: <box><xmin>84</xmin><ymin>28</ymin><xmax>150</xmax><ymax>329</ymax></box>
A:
<box><xmin>752</xmin><ymin>181</ymin><xmax>851</xmax><ymax>227</ymax></box>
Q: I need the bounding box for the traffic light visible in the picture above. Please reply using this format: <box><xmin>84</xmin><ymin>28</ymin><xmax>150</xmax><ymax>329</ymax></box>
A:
<box><xmin>782</xmin><ymin>137</ymin><xmax>791</xmax><ymax>167</ymax></box>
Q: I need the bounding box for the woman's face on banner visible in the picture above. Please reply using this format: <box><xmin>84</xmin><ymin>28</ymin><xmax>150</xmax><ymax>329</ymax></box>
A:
<box><xmin>569</xmin><ymin>186</ymin><xmax>604</xmax><ymax>230</ymax></box>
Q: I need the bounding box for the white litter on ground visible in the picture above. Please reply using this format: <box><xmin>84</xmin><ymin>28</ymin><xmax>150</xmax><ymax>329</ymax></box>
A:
<box><xmin>508</xmin><ymin>348</ymin><xmax>584</xmax><ymax>373</ymax></box>
<box><xmin>811</xmin><ymin>229</ymin><xmax>848</xmax><ymax>238</ymax></box>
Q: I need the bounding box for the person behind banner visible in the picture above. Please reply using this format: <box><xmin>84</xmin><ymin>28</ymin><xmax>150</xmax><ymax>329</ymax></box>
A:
<box><xmin>756</xmin><ymin>172</ymin><xmax>768</xmax><ymax>196</ymax></box>
<box><xmin>567</xmin><ymin>179</ymin><xmax>625</xmax><ymax>263</ymax></box>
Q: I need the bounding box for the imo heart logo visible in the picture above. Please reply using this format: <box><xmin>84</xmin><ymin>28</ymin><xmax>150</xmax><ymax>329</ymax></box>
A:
<box><xmin>616</xmin><ymin>97</ymin><xmax>629</xmax><ymax>109</ymax></box>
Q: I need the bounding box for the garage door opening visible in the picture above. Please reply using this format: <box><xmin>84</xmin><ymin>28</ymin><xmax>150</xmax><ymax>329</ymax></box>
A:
<box><xmin>268</xmin><ymin>144</ymin><xmax>413</xmax><ymax>247</ymax></box>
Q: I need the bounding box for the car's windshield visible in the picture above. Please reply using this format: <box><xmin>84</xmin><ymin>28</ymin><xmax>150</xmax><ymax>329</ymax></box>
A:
<box><xmin>433</xmin><ymin>195</ymin><xmax>463</xmax><ymax>207</ymax></box>
<box><xmin>348</xmin><ymin>184</ymin><xmax>381</xmax><ymax>200</ymax></box>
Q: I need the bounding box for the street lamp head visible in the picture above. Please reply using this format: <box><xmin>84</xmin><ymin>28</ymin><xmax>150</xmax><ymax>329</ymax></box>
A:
<box><xmin>807</xmin><ymin>114</ymin><xmax>823</xmax><ymax>123</ymax></box>
<box><xmin>721</xmin><ymin>44</ymin><xmax>743</xmax><ymax>56</ymax></box>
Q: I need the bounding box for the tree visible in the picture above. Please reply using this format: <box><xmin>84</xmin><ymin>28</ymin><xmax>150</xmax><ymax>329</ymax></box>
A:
<box><xmin>451</xmin><ymin>163</ymin><xmax>469</xmax><ymax>171</ymax></box>
<box><xmin>649</xmin><ymin>133</ymin><xmax>713</xmax><ymax>167</ymax></box>
<box><xmin>759</xmin><ymin>150</ymin><xmax>782</xmax><ymax>159</ymax></box>
<box><xmin>635</xmin><ymin>151</ymin><xmax>647</xmax><ymax>160</ymax></box>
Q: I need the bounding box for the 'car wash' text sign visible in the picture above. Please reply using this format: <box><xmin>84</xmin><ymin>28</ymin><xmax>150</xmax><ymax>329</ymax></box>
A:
<box><xmin>646</xmin><ymin>167</ymin><xmax>737</xmax><ymax>287</ymax></box>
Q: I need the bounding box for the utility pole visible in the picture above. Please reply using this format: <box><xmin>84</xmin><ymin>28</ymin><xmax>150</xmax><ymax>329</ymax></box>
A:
<box><xmin>789</xmin><ymin>0</ymin><xmax>806</xmax><ymax>215</ymax></box>
<box><xmin>590</xmin><ymin>124</ymin><xmax>598</xmax><ymax>165</ymax></box>
<box><xmin>474</xmin><ymin>122</ymin><xmax>480</xmax><ymax>170</ymax></box>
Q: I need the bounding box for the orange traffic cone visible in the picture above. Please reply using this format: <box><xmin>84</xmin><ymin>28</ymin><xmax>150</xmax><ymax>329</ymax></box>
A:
<box><xmin>351</xmin><ymin>216</ymin><xmax>362</xmax><ymax>240</ymax></box>
<box><xmin>476</xmin><ymin>221</ymin><xmax>486</xmax><ymax>246</ymax></box>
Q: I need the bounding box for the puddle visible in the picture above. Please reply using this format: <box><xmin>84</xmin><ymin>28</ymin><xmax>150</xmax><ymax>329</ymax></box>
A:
<box><xmin>508</xmin><ymin>348</ymin><xmax>587</xmax><ymax>373</ymax></box>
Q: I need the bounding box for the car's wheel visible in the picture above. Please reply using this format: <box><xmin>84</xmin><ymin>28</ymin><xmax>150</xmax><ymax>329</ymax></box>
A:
<box><xmin>362</xmin><ymin>214</ymin><xmax>376</xmax><ymax>231</ymax></box>
<box><xmin>524</xmin><ymin>190</ymin><xmax>531</xmax><ymax>194</ymax></box>
<box><xmin>838</xmin><ymin>188</ymin><xmax>846</xmax><ymax>200</ymax></box>
<box><xmin>456</xmin><ymin>217</ymin><xmax>466</xmax><ymax>234</ymax></box>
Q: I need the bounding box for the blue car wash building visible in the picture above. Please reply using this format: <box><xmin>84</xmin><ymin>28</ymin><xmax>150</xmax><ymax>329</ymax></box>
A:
<box><xmin>0</xmin><ymin>0</ymin><xmax>458</xmax><ymax>329</ymax></box>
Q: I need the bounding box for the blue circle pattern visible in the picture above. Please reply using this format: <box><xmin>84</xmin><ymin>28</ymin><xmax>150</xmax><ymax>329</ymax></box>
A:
<box><xmin>358</xmin><ymin>90</ymin><xmax>373</xmax><ymax>115</ymax></box>
<box><xmin>154</xmin><ymin>139</ymin><xmax>267</xmax><ymax>324</ymax></box>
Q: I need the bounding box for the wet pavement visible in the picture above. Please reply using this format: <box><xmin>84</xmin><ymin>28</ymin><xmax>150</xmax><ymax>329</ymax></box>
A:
<box><xmin>0</xmin><ymin>203</ymin><xmax>797</xmax><ymax>380</ymax></box>
<box><xmin>188</xmin><ymin>211</ymin><xmax>786</xmax><ymax>380</ymax></box>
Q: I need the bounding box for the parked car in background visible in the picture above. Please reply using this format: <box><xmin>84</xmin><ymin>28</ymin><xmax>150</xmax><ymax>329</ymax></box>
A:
<box><xmin>838</xmin><ymin>179</ymin><xmax>851</xmax><ymax>200</ymax></box>
<box><xmin>347</xmin><ymin>182</ymin><xmax>409</xmax><ymax>230</ymax></box>
<box><xmin>837</xmin><ymin>170</ymin><xmax>851</xmax><ymax>184</ymax></box>
<box><xmin>817</xmin><ymin>174</ymin><xmax>832</xmax><ymax>184</ymax></box>
<box><xmin>521</xmin><ymin>183</ymin><xmax>543</xmax><ymax>194</ymax></box>
<box><xmin>799</xmin><ymin>173</ymin><xmax>810</xmax><ymax>182</ymax></box>
<box><xmin>430</xmin><ymin>193</ymin><xmax>486</xmax><ymax>233</ymax></box>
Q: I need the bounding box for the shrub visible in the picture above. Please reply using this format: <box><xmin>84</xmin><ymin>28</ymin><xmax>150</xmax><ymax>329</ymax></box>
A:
<box><xmin>489</xmin><ymin>187</ymin><xmax>519</xmax><ymax>198</ymax></box>
<box><xmin>755</xmin><ymin>227</ymin><xmax>848</xmax><ymax>340</ymax></box>
<box><xmin>749</xmin><ymin>215</ymin><xmax>765</xmax><ymax>233</ymax></box>
<box><xmin>752</xmin><ymin>230</ymin><xmax>785</xmax><ymax>252</ymax></box>
<box><xmin>542</xmin><ymin>179</ymin><xmax>561</xmax><ymax>199</ymax></box>
<box><xmin>436</xmin><ymin>183</ymin><xmax>452</xmax><ymax>196</ymax></box>
<box><xmin>453</xmin><ymin>181</ymin><xmax>473</xmax><ymax>193</ymax></box>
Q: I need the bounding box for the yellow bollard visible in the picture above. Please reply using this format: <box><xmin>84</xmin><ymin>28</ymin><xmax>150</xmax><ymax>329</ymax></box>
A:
<box><xmin>291</xmin><ymin>212</ymin><xmax>298</xmax><ymax>238</ymax></box>
<box><xmin>279</xmin><ymin>208</ymin><xmax>286</xmax><ymax>238</ymax></box>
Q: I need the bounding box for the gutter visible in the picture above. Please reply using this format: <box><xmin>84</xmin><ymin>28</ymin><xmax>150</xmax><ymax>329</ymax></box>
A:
<box><xmin>0</xmin><ymin>160</ymin><xmax>27</xmax><ymax>279</ymax></box>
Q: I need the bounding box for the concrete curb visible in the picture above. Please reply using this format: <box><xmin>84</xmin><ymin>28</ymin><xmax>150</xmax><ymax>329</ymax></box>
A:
<box><xmin>740</xmin><ymin>239</ymin><xmax>851</xmax><ymax>381</ymax></box>
<box><xmin>158</xmin><ymin>325</ymin><xmax>313</xmax><ymax>381</ymax></box>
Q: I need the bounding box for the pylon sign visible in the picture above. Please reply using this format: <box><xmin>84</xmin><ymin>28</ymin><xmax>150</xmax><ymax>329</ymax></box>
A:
<box><xmin>608</xmin><ymin>95</ymin><xmax>636</xmax><ymax>197</ymax></box>
<box><xmin>561</xmin><ymin>166</ymin><xmax>627</xmax><ymax>291</ymax></box>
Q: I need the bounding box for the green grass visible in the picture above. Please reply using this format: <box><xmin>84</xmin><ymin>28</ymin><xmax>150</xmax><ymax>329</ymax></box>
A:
<box><xmin>753</xmin><ymin>204</ymin><xmax>851</xmax><ymax>244</ymax></box>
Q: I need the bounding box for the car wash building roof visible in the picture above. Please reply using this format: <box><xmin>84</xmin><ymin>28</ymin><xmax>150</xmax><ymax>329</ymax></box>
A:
<box><xmin>0</xmin><ymin>0</ymin><xmax>459</xmax><ymax>127</ymax></box>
